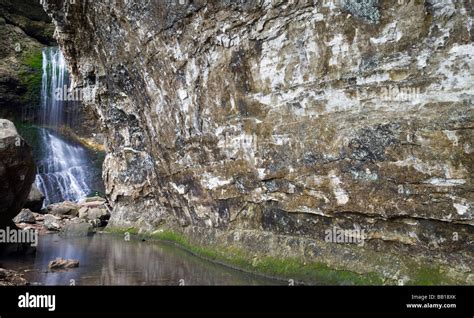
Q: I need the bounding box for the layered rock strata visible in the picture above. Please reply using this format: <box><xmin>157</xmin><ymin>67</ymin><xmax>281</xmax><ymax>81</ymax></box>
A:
<box><xmin>43</xmin><ymin>0</ymin><xmax>473</xmax><ymax>283</ymax></box>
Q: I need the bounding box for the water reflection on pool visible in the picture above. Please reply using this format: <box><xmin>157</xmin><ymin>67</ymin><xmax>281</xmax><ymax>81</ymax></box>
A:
<box><xmin>1</xmin><ymin>234</ymin><xmax>281</xmax><ymax>286</ymax></box>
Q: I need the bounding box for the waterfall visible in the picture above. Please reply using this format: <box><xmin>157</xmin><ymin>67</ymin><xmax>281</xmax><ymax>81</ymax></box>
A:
<box><xmin>35</xmin><ymin>47</ymin><xmax>93</xmax><ymax>206</ymax></box>
<box><xmin>40</xmin><ymin>47</ymin><xmax>66</xmax><ymax>127</ymax></box>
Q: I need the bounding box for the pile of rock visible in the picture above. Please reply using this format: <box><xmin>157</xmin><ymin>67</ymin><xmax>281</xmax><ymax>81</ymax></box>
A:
<box><xmin>77</xmin><ymin>197</ymin><xmax>111</xmax><ymax>227</ymax></box>
<box><xmin>47</xmin><ymin>197</ymin><xmax>111</xmax><ymax>228</ymax></box>
<box><xmin>0</xmin><ymin>268</ymin><xmax>29</xmax><ymax>286</ymax></box>
<box><xmin>13</xmin><ymin>208</ymin><xmax>48</xmax><ymax>235</ymax></box>
<box><xmin>14</xmin><ymin>196</ymin><xmax>111</xmax><ymax>236</ymax></box>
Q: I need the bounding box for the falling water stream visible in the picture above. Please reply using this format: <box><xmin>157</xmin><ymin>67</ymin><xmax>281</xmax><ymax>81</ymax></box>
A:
<box><xmin>35</xmin><ymin>47</ymin><xmax>93</xmax><ymax>206</ymax></box>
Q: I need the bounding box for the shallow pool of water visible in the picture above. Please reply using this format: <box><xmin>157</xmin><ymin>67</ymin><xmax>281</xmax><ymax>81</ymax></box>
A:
<box><xmin>1</xmin><ymin>234</ymin><xmax>281</xmax><ymax>286</ymax></box>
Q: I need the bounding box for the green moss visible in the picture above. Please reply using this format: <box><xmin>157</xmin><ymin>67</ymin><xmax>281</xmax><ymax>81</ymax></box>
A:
<box><xmin>407</xmin><ymin>263</ymin><xmax>446</xmax><ymax>286</ymax></box>
<box><xmin>18</xmin><ymin>47</ymin><xmax>43</xmax><ymax>107</ymax></box>
<box><xmin>22</xmin><ymin>48</ymin><xmax>43</xmax><ymax>70</ymax></box>
<box><xmin>106</xmin><ymin>227</ymin><xmax>385</xmax><ymax>285</ymax></box>
<box><xmin>13</xmin><ymin>121</ymin><xmax>40</xmax><ymax>148</ymax></box>
<box><xmin>18</xmin><ymin>72</ymin><xmax>42</xmax><ymax>102</ymax></box>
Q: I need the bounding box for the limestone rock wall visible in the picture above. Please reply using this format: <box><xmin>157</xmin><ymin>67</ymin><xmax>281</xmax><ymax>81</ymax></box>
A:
<box><xmin>43</xmin><ymin>0</ymin><xmax>473</xmax><ymax>283</ymax></box>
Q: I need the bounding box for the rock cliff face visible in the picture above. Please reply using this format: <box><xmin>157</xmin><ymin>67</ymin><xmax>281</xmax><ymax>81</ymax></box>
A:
<box><xmin>43</xmin><ymin>0</ymin><xmax>473</xmax><ymax>283</ymax></box>
<box><xmin>0</xmin><ymin>0</ymin><xmax>55</xmax><ymax>120</ymax></box>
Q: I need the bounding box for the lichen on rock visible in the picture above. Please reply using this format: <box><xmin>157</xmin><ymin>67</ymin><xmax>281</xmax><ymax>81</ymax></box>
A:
<box><xmin>341</xmin><ymin>0</ymin><xmax>380</xmax><ymax>24</ymax></box>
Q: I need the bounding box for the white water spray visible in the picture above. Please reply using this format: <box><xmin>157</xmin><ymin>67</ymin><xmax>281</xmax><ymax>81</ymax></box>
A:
<box><xmin>35</xmin><ymin>47</ymin><xmax>92</xmax><ymax>206</ymax></box>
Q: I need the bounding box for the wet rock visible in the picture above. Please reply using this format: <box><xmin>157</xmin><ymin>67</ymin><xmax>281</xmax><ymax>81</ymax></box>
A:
<box><xmin>13</xmin><ymin>209</ymin><xmax>36</xmax><ymax>224</ymax></box>
<box><xmin>78</xmin><ymin>206</ymin><xmax>89</xmax><ymax>219</ymax></box>
<box><xmin>16</xmin><ymin>221</ymin><xmax>48</xmax><ymax>236</ymax></box>
<box><xmin>48</xmin><ymin>258</ymin><xmax>79</xmax><ymax>270</ymax></box>
<box><xmin>87</xmin><ymin>207</ymin><xmax>110</xmax><ymax>222</ymax></box>
<box><xmin>33</xmin><ymin>213</ymin><xmax>44</xmax><ymax>222</ymax></box>
<box><xmin>61</xmin><ymin>222</ymin><xmax>93</xmax><ymax>237</ymax></box>
<box><xmin>47</xmin><ymin>201</ymin><xmax>79</xmax><ymax>217</ymax></box>
<box><xmin>84</xmin><ymin>196</ymin><xmax>106</xmax><ymax>203</ymax></box>
<box><xmin>23</xmin><ymin>184</ymin><xmax>45</xmax><ymax>213</ymax></box>
<box><xmin>0</xmin><ymin>119</ymin><xmax>36</xmax><ymax>230</ymax></box>
<box><xmin>78</xmin><ymin>202</ymin><xmax>110</xmax><ymax>227</ymax></box>
<box><xmin>80</xmin><ymin>200</ymin><xmax>107</xmax><ymax>209</ymax></box>
<box><xmin>0</xmin><ymin>268</ymin><xmax>29</xmax><ymax>286</ymax></box>
<box><xmin>43</xmin><ymin>214</ymin><xmax>62</xmax><ymax>231</ymax></box>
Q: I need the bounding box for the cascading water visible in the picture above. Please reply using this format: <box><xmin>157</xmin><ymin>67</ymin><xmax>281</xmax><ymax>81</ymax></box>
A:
<box><xmin>35</xmin><ymin>47</ymin><xmax>93</xmax><ymax>206</ymax></box>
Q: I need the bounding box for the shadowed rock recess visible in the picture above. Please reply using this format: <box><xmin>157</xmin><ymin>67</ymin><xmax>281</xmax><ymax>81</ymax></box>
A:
<box><xmin>43</xmin><ymin>0</ymin><xmax>473</xmax><ymax>284</ymax></box>
<box><xmin>0</xmin><ymin>0</ymin><xmax>55</xmax><ymax>120</ymax></box>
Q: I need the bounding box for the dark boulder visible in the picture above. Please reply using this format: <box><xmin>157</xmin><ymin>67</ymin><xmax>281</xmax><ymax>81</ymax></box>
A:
<box><xmin>43</xmin><ymin>214</ymin><xmax>62</xmax><ymax>231</ymax></box>
<box><xmin>0</xmin><ymin>119</ymin><xmax>36</xmax><ymax>230</ymax></box>
<box><xmin>60</xmin><ymin>221</ymin><xmax>94</xmax><ymax>238</ymax></box>
<box><xmin>0</xmin><ymin>268</ymin><xmax>29</xmax><ymax>286</ymax></box>
<box><xmin>23</xmin><ymin>184</ymin><xmax>45</xmax><ymax>212</ymax></box>
<box><xmin>13</xmin><ymin>208</ymin><xmax>35</xmax><ymax>224</ymax></box>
